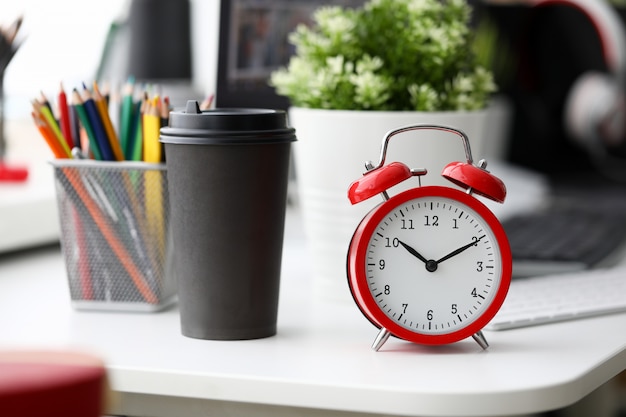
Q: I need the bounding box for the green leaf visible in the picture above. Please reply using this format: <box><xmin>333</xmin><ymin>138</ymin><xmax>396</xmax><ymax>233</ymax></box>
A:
<box><xmin>269</xmin><ymin>0</ymin><xmax>497</xmax><ymax>111</ymax></box>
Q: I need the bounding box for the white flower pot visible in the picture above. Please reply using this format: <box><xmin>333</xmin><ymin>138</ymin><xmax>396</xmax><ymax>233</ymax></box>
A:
<box><xmin>289</xmin><ymin>105</ymin><xmax>508</xmax><ymax>302</ymax></box>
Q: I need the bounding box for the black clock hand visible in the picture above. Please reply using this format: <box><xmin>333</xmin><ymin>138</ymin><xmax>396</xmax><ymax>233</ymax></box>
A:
<box><xmin>437</xmin><ymin>235</ymin><xmax>485</xmax><ymax>264</ymax></box>
<box><xmin>398</xmin><ymin>240</ymin><xmax>440</xmax><ymax>272</ymax></box>
<box><xmin>397</xmin><ymin>240</ymin><xmax>428</xmax><ymax>264</ymax></box>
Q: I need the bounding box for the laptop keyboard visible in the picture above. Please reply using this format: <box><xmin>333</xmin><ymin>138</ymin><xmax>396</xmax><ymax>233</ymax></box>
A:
<box><xmin>488</xmin><ymin>181</ymin><xmax>626</xmax><ymax>330</ymax></box>
<box><xmin>503</xmin><ymin>209</ymin><xmax>626</xmax><ymax>276</ymax></box>
<box><xmin>486</xmin><ymin>265</ymin><xmax>626</xmax><ymax>330</ymax></box>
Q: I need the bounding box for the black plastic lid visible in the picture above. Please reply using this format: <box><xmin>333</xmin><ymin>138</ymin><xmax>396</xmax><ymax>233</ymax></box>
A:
<box><xmin>160</xmin><ymin>101</ymin><xmax>296</xmax><ymax>145</ymax></box>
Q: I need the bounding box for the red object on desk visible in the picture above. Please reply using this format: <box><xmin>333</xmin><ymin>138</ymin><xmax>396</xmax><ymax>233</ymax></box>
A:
<box><xmin>0</xmin><ymin>162</ymin><xmax>28</xmax><ymax>182</ymax></box>
<box><xmin>0</xmin><ymin>350</ymin><xmax>108</xmax><ymax>417</ymax></box>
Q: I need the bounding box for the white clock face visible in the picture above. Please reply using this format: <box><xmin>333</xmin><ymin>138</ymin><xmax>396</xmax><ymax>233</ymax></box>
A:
<box><xmin>364</xmin><ymin>195</ymin><xmax>503</xmax><ymax>335</ymax></box>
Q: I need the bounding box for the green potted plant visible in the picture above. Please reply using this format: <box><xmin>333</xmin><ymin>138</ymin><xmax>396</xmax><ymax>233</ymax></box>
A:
<box><xmin>270</xmin><ymin>0</ymin><xmax>496</xmax><ymax>112</ymax></box>
<box><xmin>269</xmin><ymin>0</ymin><xmax>505</xmax><ymax>302</ymax></box>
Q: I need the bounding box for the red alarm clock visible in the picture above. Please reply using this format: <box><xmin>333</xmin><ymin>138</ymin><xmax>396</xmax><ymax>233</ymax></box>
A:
<box><xmin>347</xmin><ymin>124</ymin><xmax>512</xmax><ymax>351</ymax></box>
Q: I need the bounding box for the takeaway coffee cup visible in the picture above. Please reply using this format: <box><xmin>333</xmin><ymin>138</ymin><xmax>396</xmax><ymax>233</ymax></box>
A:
<box><xmin>161</xmin><ymin>101</ymin><xmax>296</xmax><ymax>340</ymax></box>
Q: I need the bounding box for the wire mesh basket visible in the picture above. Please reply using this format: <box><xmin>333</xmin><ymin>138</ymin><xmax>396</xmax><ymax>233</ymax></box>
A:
<box><xmin>50</xmin><ymin>160</ymin><xmax>175</xmax><ymax>311</ymax></box>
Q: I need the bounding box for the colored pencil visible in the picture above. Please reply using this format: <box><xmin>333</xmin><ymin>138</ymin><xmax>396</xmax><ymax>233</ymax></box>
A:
<box><xmin>31</xmin><ymin>111</ymin><xmax>71</xmax><ymax>159</ymax></box>
<box><xmin>93</xmin><ymin>81</ymin><xmax>124</xmax><ymax>161</ymax></box>
<box><xmin>32</xmin><ymin>99</ymin><xmax>71</xmax><ymax>157</ymax></box>
<box><xmin>29</xmin><ymin>81</ymin><xmax>171</xmax><ymax>307</ymax></box>
<box><xmin>68</xmin><ymin>101</ymin><xmax>82</xmax><ymax>150</ymax></box>
<box><xmin>60</xmin><ymin>167</ymin><xmax>158</xmax><ymax>304</ymax></box>
<box><xmin>73</xmin><ymin>204</ymin><xmax>94</xmax><ymax>300</ymax></box>
<box><xmin>81</xmin><ymin>83</ymin><xmax>115</xmax><ymax>161</ymax></box>
<box><xmin>71</xmin><ymin>88</ymin><xmax>102</xmax><ymax>161</ymax></box>
<box><xmin>130</xmin><ymin>92</ymin><xmax>147</xmax><ymax>162</ymax></box>
<box><xmin>141</xmin><ymin>96</ymin><xmax>165</xmax><ymax>260</ymax></box>
<box><xmin>58</xmin><ymin>83</ymin><xmax>75</xmax><ymax>149</ymax></box>
<box><xmin>38</xmin><ymin>91</ymin><xmax>54</xmax><ymax>115</ymax></box>
<box><xmin>143</xmin><ymin>97</ymin><xmax>161</xmax><ymax>163</ymax></box>
<box><xmin>119</xmin><ymin>77</ymin><xmax>135</xmax><ymax>159</ymax></box>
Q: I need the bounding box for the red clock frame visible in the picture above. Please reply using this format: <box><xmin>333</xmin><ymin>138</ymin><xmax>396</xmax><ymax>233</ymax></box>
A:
<box><xmin>347</xmin><ymin>185</ymin><xmax>512</xmax><ymax>345</ymax></box>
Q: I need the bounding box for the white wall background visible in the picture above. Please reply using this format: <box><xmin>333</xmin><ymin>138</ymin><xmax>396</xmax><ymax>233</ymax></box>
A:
<box><xmin>0</xmin><ymin>0</ymin><xmax>219</xmax><ymax>118</ymax></box>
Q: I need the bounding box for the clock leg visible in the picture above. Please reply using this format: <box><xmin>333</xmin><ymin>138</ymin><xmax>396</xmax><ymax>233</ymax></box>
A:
<box><xmin>371</xmin><ymin>328</ymin><xmax>391</xmax><ymax>351</ymax></box>
<box><xmin>472</xmin><ymin>330</ymin><xmax>489</xmax><ymax>350</ymax></box>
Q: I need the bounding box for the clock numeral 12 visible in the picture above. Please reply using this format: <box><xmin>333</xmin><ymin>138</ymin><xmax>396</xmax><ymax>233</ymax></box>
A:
<box><xmin>424</xmin><ymin>215</ymin><xmax>439</xmax><ymax>226</ymax></box>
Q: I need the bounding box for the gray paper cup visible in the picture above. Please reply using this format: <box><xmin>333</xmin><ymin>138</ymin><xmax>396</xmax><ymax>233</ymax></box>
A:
<box><xmin>161</xmin><ymin>101</ymin><xmax>296</xmax><ymax>340</ymax></box>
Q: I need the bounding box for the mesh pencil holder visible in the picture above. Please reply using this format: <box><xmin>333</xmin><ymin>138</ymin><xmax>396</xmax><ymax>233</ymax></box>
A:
<box><xmin>50</xmin><ymin>160</ymin><xmax>175</xmax><ymax>311</ymax></box>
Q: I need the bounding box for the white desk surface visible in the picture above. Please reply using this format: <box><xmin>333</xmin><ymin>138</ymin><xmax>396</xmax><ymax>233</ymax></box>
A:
<box><xmin>0</xmin><ymin>119</ymin><xmax>60</xmax><ymax>252</ymax></box>
<box><xmin>0</xmin><ymin>208</ymin><xmax>625</xmax><ymax>417</ymax></box>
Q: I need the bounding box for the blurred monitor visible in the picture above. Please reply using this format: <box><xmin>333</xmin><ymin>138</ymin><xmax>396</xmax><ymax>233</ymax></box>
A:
<box><xmin>216</xmin><ymin>0</ymin><xmax>364</xmax><ymax>109</ymax></box>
